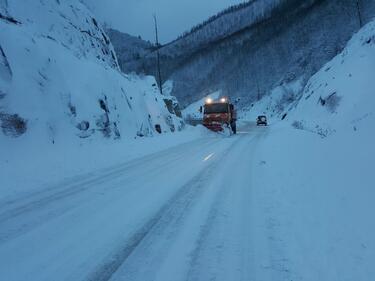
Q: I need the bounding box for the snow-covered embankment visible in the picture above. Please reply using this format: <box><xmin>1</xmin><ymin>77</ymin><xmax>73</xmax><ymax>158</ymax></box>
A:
<box><xmin>244</xmin><ymin>20</ymin><xmax>375</xmax><ymax>280</ymax></box>
<box><xmin>0</xmin><ymin>0</ymin><xmax>186</xmax><ymax>198</ymax></box>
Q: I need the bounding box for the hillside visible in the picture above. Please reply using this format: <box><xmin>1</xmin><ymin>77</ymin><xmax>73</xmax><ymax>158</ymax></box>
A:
<box><xmin>106</xmin><ymin>28</ymin><xmax>154</xmax><ymax>74</ymax></box>
<box><xmin>111</xmin><ymin>0</ymin><xmax>375</xmax><ymax>107</ymax></box>
<box><xmin>241</xmin><ymin>18</ymin><xmax>375</xmax><ymax>134</ymax></box>
<box><xmin>239</xmin><ymin>21</ymin><xmax>375</xmax><ymax>280</ymax></box>
<box><xmin>0</xmin><ymin>0</ymin><xmax>181</xmax><ymax>145</ymax></box>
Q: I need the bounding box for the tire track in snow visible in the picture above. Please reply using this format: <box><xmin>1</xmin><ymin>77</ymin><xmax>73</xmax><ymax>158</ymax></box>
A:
<box><xmin>184</xmin><ymin>134</ymin><xmax>259</xmax><ymax>281</ymax></box>
<box><xmin>0</xmin><ymin>138</ymin><xmax>216</xmax><ymax>213</ymax></box>
<box><xmin>0</xmin><ymin>138</ymin><xmax>221</xmax><ymax>244</ymax></box>
<box><xmin>87</xmin><ymin>136</ymin><xmax>244</xmax><ymax>281</ymax></box>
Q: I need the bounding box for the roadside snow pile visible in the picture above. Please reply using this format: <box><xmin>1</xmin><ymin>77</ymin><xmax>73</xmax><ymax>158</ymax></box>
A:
<box><xmin>251</xmin><ymin>124</ymin><xmax>375</xmax><ymax>281</ymax></box>
<box><xmin>160</xmin><ymin>80</ymin><xmax>183</xmax><ymax>123</ymax></box>
<box><xmin>0</xmin><ymin>125</ymin><xmax>209</xmax><ymax>200</ymax></box>
<box><xmin>0</xmin><ymin>0</ymin><xmax>181</xmax><ymax>144</ymax></box>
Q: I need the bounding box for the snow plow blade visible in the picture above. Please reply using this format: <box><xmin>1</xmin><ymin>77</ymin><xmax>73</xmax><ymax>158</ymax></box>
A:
<box><xmin>204</xmin><ymin>123</ymin><xmax>224</xmax><ymax>132</ymax></box>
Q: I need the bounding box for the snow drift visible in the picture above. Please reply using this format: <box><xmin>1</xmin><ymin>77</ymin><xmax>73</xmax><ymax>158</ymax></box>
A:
<box><xmin>0</xmin><ymin>0</ymin><xmax>182</xmax><ymax>145</ymax></box>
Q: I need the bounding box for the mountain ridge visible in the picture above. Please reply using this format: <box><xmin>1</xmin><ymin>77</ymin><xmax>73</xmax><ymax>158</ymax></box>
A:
<box><xmin>109</xmin><ymin>0</ymin><xmax>375</xmax><ymax>107</ymax></box>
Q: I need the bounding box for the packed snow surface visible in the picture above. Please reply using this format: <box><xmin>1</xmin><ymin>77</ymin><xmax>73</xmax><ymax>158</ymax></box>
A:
<box><xmin>1</xmin><ymin>121</ymin><xmax>374</xmax><ymax>281</ymax></box>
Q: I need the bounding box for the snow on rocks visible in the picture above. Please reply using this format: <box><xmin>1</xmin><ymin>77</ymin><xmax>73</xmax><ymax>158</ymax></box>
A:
<box><xmin>0</xmin><ymin>0</ymin><xmax>182</xmax><ymax>144</ymax></box>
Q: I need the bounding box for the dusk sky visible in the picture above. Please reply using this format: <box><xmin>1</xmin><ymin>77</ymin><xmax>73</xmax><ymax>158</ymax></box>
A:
<box><xmin>84</xmin><ymin>0</ymin><xmax>245</xmax><ymax>43</ymax></box>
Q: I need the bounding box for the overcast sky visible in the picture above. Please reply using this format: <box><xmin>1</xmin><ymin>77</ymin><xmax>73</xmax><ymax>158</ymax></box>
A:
<box><xmin>84</xmin><ymin>0</ymin><xmax>245</xmax><ymax>43</ymax></box>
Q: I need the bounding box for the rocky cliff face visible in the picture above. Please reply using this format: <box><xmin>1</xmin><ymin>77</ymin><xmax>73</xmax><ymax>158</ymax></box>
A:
<box><xmin>0</xmin><ymin>0</ymin><xmax>182</xmax><ymax>143</ymax></box>
<box><xmin>111</xmin><ymin>0</ymin><xmax>375</xmax><ymax>107</ymax></box>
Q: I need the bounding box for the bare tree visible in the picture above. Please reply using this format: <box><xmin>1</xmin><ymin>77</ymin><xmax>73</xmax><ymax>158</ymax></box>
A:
<box><xmin>153</xmin><ymin>14</ymin><xmax>163</xmax><ymax>95</ymax></box>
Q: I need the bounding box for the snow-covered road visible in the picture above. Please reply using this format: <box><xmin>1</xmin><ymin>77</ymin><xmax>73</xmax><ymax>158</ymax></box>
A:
<box><xmin>0</xmin><ymin>123</ymin><xmax>274</xmax><ymax>281</ymax></box>
<box><xmin>1</xmin><ymin>121</ymin><xmax>374</xmax><ymax>281</ymax></box>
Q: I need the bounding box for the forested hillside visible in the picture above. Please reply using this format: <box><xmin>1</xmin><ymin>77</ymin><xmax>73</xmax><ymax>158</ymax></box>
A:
<box><xmin>111</xmin><ymin>0</ymin><xmax>375</xmax><ymax>107</ymax></box>
<box><xmin>106</xmin><ymin>29</ymin><xmax>154</xmax><ymax>74</ymax></box>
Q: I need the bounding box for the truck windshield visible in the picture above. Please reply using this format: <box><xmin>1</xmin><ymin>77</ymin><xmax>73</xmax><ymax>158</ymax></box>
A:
<box><xmin>204</xmin><ymin>103</ymin><xmax>228</xmax><ymax>114</ymax></box>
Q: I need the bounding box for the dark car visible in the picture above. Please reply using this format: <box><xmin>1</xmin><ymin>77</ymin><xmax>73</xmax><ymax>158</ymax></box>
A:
<box><xmin>256</xmin><ymin>115</ymin><xmax>268</xmax><ymax>126</ymax></box>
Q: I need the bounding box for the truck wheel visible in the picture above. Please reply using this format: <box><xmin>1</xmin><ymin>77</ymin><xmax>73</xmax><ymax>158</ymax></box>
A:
<box><xmin>231</xmin><ymin>122</ymin><xmax>237</xmax><ymax>134</ymax></box>
<box><xmin>222</xmin><ymin>124</ymin><xmax>232</xmax><ymax>137</ymax></box>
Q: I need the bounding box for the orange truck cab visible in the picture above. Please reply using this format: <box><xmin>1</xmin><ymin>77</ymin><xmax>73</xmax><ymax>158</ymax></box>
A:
<box><xmin>202</xmin><ymin>98</ymin><xmax>237</xmax><ymax>134</ymax></box>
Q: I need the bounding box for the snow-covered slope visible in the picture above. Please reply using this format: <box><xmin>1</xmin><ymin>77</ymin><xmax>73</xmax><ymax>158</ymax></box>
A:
<box><xmin>288</xmin><ymin>20</ymin><xmax>375</xmax><ymax>137</ymax></box>
<box><xmin>0</xmin><ymin>0</ymin><xmax>181</xmax><ymax>145</ymax></box>
<box><xmin>240</xmin><ymin>21</ymin><xmax>375</xmax><ymax>280</ymax></box>
<box><xmin>242</xmin><ymin>19</ymin><xmax>375</xmax><ymax>138</ymax></box>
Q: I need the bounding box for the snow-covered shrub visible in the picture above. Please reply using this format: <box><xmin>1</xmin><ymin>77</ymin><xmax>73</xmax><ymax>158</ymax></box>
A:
<box><xmin>0</xmin><ymin>113</ymin><xmax>27</xmax><ymax>137</ymax></box>
<box><xmin>292</xmin><ymin>120</ymin><xmax>304</xmax><ymax>130</ymax></box>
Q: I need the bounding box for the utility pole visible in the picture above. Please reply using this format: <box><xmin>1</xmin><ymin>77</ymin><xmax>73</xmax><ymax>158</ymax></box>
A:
<box><xmin>153</xmin><ymin>14</ymin><xmax>163</xmax><ymax>95</ymax></box>
<box><xmin>254</xmin><ymin>72</ymin><xmax>261</xmax><ymax>101</ymax></box>
<box><xmin>356</xmin><ymin>0</ymin><xmax>363</xmax><ymax>28</ymax></box>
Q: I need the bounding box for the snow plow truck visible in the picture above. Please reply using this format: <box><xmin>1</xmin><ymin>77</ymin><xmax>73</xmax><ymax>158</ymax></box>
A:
<box><xmin>202</xmin><ymin>97</ymin><xmax>237</xmax><ymax>134</ymax></box>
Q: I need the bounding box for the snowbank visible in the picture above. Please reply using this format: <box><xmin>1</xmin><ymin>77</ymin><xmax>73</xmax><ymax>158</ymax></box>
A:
<box><xmin>250</xmin><ymin>124</ymin><xmax>375</xmax><ymax>280</ymax></box>
<box><xmin>0</xmin><ymin>125</ymin><xmax>209</xmax><ymax>201</ymax></box>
